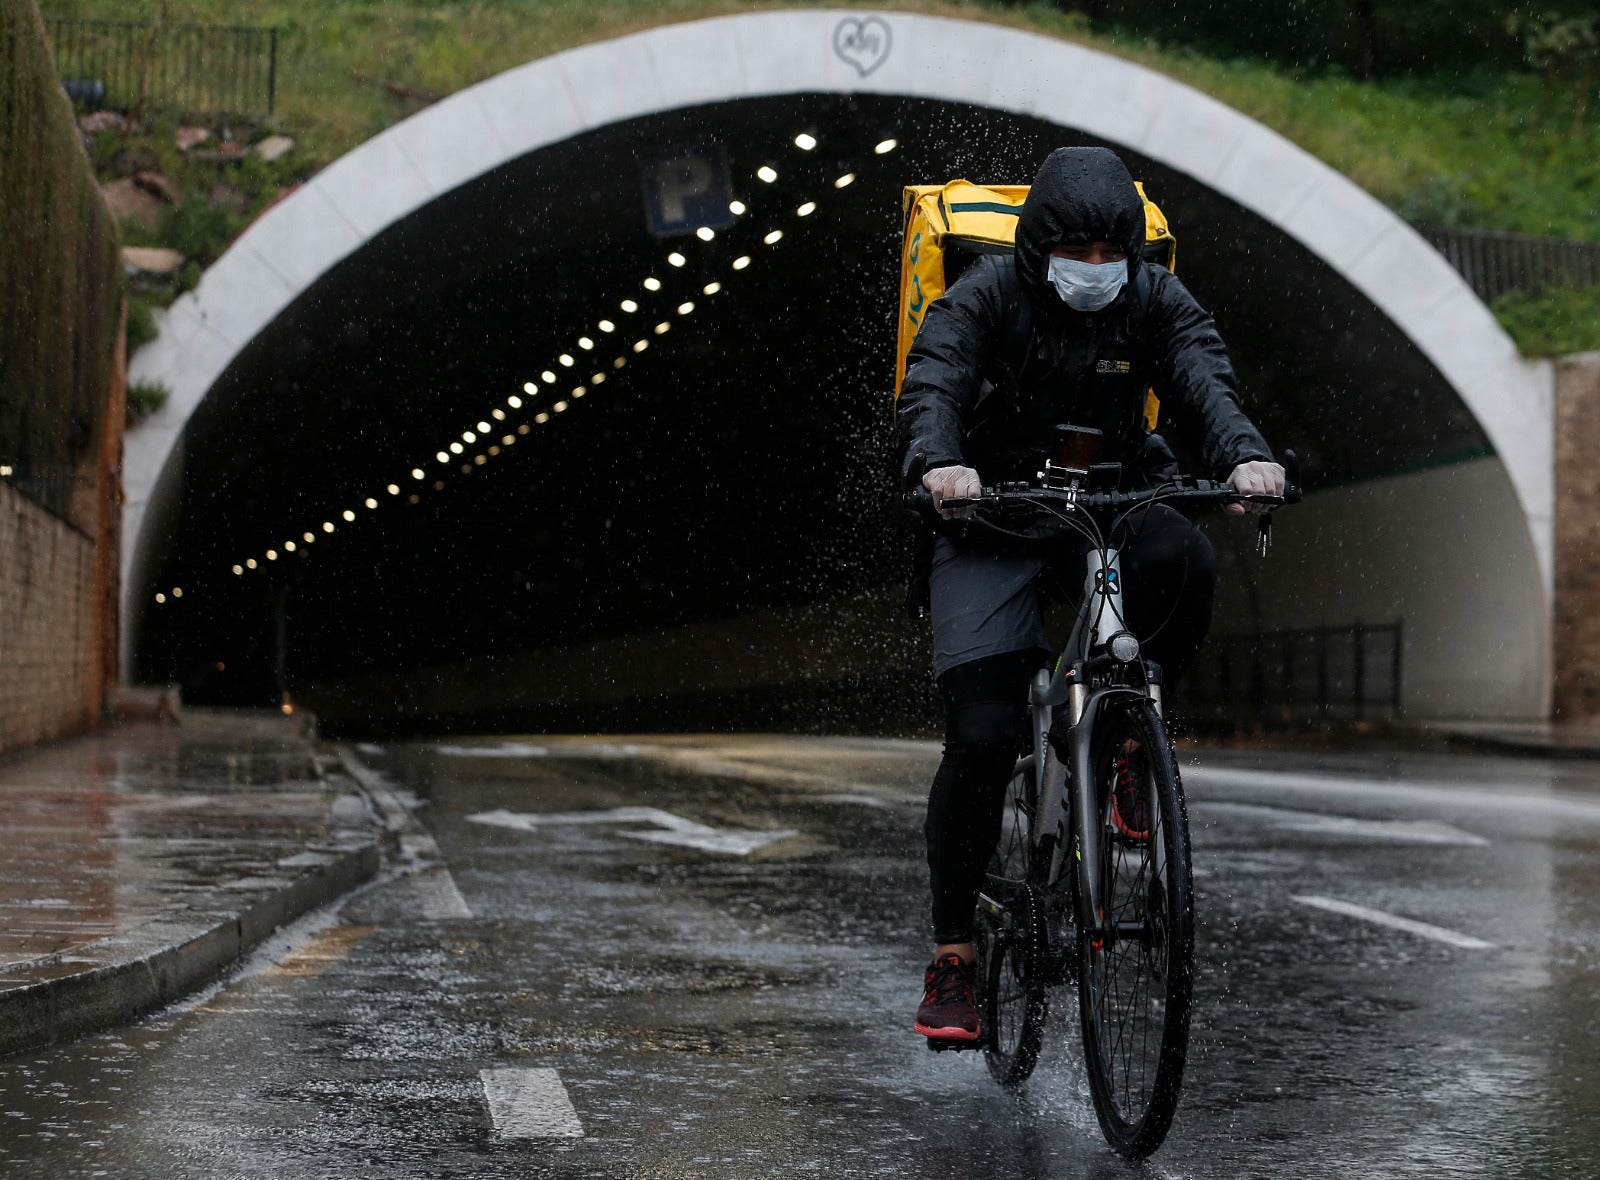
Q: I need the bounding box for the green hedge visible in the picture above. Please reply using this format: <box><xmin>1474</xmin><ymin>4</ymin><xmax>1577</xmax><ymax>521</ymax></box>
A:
<box><xmin>0</xmin><ymin>0</ymin><xmax>120</xmax><ymax>520</ymax></box>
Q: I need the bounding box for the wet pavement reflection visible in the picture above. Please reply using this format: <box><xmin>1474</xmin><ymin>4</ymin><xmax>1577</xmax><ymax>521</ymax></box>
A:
<box><xmin>2</xmin><ymin>735</ymin><xmax>1599</xmax><ymax>1177</ymax></box>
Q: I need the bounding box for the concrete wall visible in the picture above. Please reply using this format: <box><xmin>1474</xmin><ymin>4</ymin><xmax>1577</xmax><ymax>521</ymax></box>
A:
<box><xmin>1208</xmin><ymin>456</ymin><xmax>1549</xmax><ymax>721</ymax></box>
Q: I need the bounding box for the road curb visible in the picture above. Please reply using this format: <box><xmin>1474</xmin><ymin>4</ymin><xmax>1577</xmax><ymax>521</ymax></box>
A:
<box><xmin>0</xmin><ymin>838</ymin><xmax>379</xmax><ymax>1059</ymax></box>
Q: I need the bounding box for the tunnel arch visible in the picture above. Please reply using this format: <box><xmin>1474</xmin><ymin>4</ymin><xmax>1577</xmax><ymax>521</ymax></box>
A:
<box><xmin>125</xmin><ymin>9</ymin><xmax>1555</xmax><ymax>719</ymax></box>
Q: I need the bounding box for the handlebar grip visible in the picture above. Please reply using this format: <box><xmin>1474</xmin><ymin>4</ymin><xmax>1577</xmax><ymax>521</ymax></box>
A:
<box><xmin>1282</xmin><ymin>449</ymin><xmax>1304</xmax><ymax>505</ymax></box>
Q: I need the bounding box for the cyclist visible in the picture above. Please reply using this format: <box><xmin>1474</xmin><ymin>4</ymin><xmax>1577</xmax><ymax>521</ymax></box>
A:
<box><xmin>898</xmin><ymin>146</ymin><xmax>1284</xmax><ymax>1043</ymax></box>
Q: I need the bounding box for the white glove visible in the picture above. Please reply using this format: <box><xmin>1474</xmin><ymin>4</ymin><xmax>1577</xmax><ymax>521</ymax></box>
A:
<box><xmin>1224</xmin><ymin>460</ymin><xmax>1286</xmax><ymax>515</ymax></box>
<box><xmin>922</xmin><ymin>464</ymin><xmax>982</xmax><ymax>519</ymax></box>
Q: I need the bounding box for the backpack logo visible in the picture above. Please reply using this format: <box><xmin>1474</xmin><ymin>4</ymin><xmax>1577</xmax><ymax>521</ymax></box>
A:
<box><xmin>1096</xmin><ymin>359</ymin><xmax>1132</xmax><ymax>374</ymax></box>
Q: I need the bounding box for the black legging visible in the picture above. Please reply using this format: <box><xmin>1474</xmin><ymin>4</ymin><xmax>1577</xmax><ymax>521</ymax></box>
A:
<box><xmin>925</xmin><ymin>508</ymin><xmax>1215</xmax><ymax>943</ymax></box>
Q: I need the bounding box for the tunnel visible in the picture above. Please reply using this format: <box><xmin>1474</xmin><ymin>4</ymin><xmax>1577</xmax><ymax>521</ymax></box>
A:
<box><xmin>124</xmin><ymin>11</ymin><xmax>1553</xmax><ymax>729</ymax></box>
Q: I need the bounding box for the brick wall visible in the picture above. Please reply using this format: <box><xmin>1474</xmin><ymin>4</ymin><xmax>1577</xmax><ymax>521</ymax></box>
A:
<box><xmin>1554</xmin><ymin>352</ymin><xmax>1600</xmax><ymax>720</ymax></box>
<box><xmin>0</xmin><ymin>484</ymin><xmax>101</xmax><ymax>752</ymax></box>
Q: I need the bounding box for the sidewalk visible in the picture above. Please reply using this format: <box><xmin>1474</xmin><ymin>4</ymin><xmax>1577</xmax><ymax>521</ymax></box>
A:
<box><xmin>0</xmin><ymin>708</ymin><xmax>385</xmax><ymax>1058</ymax></box>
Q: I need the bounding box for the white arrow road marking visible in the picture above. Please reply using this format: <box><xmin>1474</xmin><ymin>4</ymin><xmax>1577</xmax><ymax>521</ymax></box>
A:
<box><xmin>467</xmin><ymin>806</ymin><xmax>797</xmax><ymax>856</ymax></box>
<box><xmin>480</xmin><ymin>1068</ymin><xmax>584</xmax><ymax>1139</ymax></box>
<box><xmin>1200</xmin><ymin>802</ymin><xmax>1489</xmax><ymax>846</ymax></box>
<box><xmin>1294</xmin><ymin>895</ymin><xmax>1495</xmax><ymax>950</ymax></box>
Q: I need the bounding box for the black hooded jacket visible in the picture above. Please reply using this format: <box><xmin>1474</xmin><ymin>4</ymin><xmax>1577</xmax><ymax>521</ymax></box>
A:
<box><xmin>896</xmin><ymin>147</ymin><xmax>1272</xmax><ymax>491</ymax></box>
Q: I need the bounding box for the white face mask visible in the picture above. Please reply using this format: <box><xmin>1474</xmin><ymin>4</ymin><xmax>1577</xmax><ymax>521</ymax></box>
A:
<box><xmin>1046</xmin><ymin>256</ymin><xmax>1127</xmax><ymax>312</ymax></box>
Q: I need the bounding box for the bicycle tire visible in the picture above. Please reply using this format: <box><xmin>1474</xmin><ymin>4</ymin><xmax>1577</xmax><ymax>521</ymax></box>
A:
<box><xmin>974</xmin><ymin>762</ymin><xmax>1048</xmax><ymax>1087</ymax></box>
<box><xmin>1076</xmin><ymin>696</ymin><xmax>1194</xmax><ymax>1157</ymax></box>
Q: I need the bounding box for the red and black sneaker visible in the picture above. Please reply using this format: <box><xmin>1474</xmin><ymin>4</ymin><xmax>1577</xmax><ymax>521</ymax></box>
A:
<box><xmin>1110</xmin><ymin>751</ymin><xmax>1151</xmax><ymax>841</ymax></box>
<box><xmin>914</xmin><ymin>953</ymin><xmax>981</xmax><ymax>1043</ymax></box>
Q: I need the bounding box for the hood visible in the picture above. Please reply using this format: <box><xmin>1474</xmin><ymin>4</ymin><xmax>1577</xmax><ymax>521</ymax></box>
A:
<box><xmin>1015</xmin><ymin>147</ymin><xmax>1146</xmax><ymax>315</ymax></box>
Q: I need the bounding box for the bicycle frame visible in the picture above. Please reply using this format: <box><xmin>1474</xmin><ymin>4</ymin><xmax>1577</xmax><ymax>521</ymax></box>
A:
<box><xmin>1025</xmin><ymin>542</ymin><xmax>1151</xmax><ymax>942</ymax></box>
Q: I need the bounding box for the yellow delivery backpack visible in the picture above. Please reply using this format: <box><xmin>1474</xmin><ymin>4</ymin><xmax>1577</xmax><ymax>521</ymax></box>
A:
<box><xmin>894</xmin><ymin>179</ymin><xmax>1177</xmax><ymax>430</ymax></box>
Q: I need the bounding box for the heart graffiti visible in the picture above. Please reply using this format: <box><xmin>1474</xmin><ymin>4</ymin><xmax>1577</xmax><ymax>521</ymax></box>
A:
<box><xmin>834</xmin><ymin>16</ymin><xmax>893</xmax><ymax>78</ymax></box>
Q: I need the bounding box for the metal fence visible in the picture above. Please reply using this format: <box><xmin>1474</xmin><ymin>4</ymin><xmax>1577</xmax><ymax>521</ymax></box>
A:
<box><xmin>1414</xmin><ymin>224</ymin><xmax>1600</xmax><ymax>303</ymax></box>
<box><xmin>1184</xmin><ymin>621</ymin><xmax>1403</xmax><ymax>723</ymax></box>
<box><xmin>46</xmin><ymin>19</ymin><xmax>277</xmax><ymax>119</ymax></box>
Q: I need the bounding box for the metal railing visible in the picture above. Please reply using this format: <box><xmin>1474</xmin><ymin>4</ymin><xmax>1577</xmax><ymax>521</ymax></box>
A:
<box><xmin>1415</xmin><ymin>224</ymin><xmax>1600</xmax><ymax>303</ymax></box>
<box><xmin>1184</xmin><ymin>621</ymin><xmax>1403</xmax><ymax>722</ymax></box>
<box><xmin>46</xmin><ymin>19</ymin><xmax>277</xmax><ymax>119</ymax></box>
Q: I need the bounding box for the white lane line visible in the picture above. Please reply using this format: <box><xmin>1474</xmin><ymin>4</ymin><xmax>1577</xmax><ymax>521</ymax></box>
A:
<box><xmin>1199</xmin><ymin>801</ymin><xmax>1489</xmax><ymax>846</ymax></box>
<box><xmin>469</xmin><ymin>806</ymin><xmax>797</xmax><ymax>856</ymax></box>
<box><xmin>1294</xmin><ymin>895</ymin><xmax>1495</xmax><ymax>950</ymax></box>
<box><xmin>481</xmin><ymin>1067</ymin><xmax>585</xmax><ymax>1139</ymax></box>
<box><xmin>413</xmin><ymin>867</ymin><xmax>473</xmax><ymax>919</ymax></box>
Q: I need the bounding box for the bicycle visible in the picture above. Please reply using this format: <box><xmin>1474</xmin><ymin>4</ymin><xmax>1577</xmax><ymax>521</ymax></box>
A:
<box><xmin>914</xmin><ymin>432</ymin><xmax>1299</xmax><ymax>1158</ymax></box>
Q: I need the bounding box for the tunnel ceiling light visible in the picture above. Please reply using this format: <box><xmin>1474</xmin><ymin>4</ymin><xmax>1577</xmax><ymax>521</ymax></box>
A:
<box><xmin>364</xmin><ymin>497</ymin><xmax>378</xmax><ymax>509</ymax></box>
<box><xmin>794</xmin><ymin>132</ymin><xmax>818</xmax><ymax>150</ymax></box>
<box><xmin>437</xmin><ymin>451</ymin><xmax>449</xmax><ymax>463</ymax></box>
<box><xmin>155</xmin><ymin>592</ymin><xmax>166</xmax><ymax>604</ymax></box>
<box><xmin>654</xmin><ymin>322</ymin><xmax>671</xmax><ymax>335</ymax></box>
<box><xmin>875</xmin><ymin>138</ymin><xmax>898</xmax><ymax>154</ymax></box>
<box><xmin>517</xmin><ymin>423</ymin><xmax>530</xmax><ymax>434</ymax></box>
<box><xmin>620</xmin><ymin>299</ymin><xmax>638</xmax><ymax>313</ymax></box>
<box><xmin>523</xmin><ymin>381</ymin><xmax>538</xmax><ymax>394</ymax></box>
<box><xmin>572</xmin><ymin>387</ymin><xmax>586</xmax><ymax>398</ymax></box>
<box><xmin>598</xmin><ymin>319</ymin><xmax>615</xmax><ymax>333</ymax></box>
<box><xmin>667</xmin><ymin>252</ymin><xmax>686</xmax><ymax>267</ymax></box>
<box><xmin>541</xmin><ymin>369</ymin><xmax>557</xmax><ymax>382</ymax></box>
<box><xmin>764</xmin><ymin>230</ymin><xmax>784</xmax><ymax>245</ymax></box>
<box><xmin>474</xmin><ymin>455</ymin><xmax>486</xmax><ymax>465</ymax></box>
<box><xmin>559</xmin><ymin>354</ymin><xmax>574</xmax><ymax>367</ymax></box>
<box><xmin>303</xmin><ymin>531</ymin><xmax>315</xmax><ymax>542</ymax></box>
<box><xmin>463</xmin><ymin>431</ymin><xmax>477</xmax><ymax>443</ymax></box>
<box><xmin>172</xmin><ymin>587</ymin><xmax>183</xmax><ymax>597</ymax></box>
<box><xmin>633</xmin><ymin>339</ymin><xmax>649</xmax><ymax>353</ymax></box>
<box><xmin>535</xmin><ymin>412</ymin><xmax>549</xmax><ymax>424</ymax></box>
<box><xmin>797</xmin><ymin>202</ymin><xmax>816</xmax><ymax>217</ymax></box>
<box><xmin>408</xmin><ymin>494</ymin><xmax>420</xmax><ymax>505</ymax></box>
<box><xmin>411</xmin><ymin>468</ymin><xmax>424</xmax><ymax>480</ymax></box>
<box><xmin>502</xmin><ymin>434</ymin><xmax>514</xmax><ymax>445</ymax></box>
<box><xmin>491</xmin><ymin>409</ymin><xmax>505</xmax><ymax>421</ymax></box>
<box><xmin>613</xmin><ymin>357</ymin><xmax>626</xmax><ymax>369</ymax></box>
<box><xmin>342</xmin><ymin>509</ymin><xmax>356</xmax><ymax>522</ymax></box>
<box><xmin>508</xmin><ymin>395</ymin><xmax>523</xmax><ymax>408</ymax></box>
<box><xmin>386</xmin><ymin>483</ymin><xmax>400</xmax><ymax>494</ymax></box>
<box><xmin>232</xmin><ymin>564</ymin><xmax>243</xmax><ymax>575</ymax></box>
<box><xmin>732</xmin><ymin>255</ymin><xmax>751</xmax><ymax>270</ymax></box>
<box><xmin>450</xmin><ymin>442</ymin><xmax>464</xmax><ymax>454</ymax></box>
<box><xmin>323</xmin><ymin>521</ymin><xmax>335</xmax><ymax>533</ymax></box>
<box><xmin>476</xmin><ymin>421</ymin><xmax>490</xmax><ymax>433</ymax></box>
<box><xmin>554</xmin><ymin>401</ymin><xmax>568</xmax><ymax>413</ymax></box>
<box><xmin>578</xmin><ymin>337</ymin><xmax>594</xmax><ymax>350</ymax></box>
<box><xmin>591</xmin><ymin>372</ymin><xmax>606</xmax><ymax>384</ymax></box>
<box><xmin>285</xmin><ymin>540</ymin><xmax>297</xmax><ymax>551</ymax></box>
<box><xmin>757</xmin><ymin>165</ymin><xmax>778</xmax><ymax>182</ymax></box>
<box><xmin>703</xmin><ymin>281</ymin><xmax>722</xmax><ymax>295</ymax></box>
<box><xmin>247</xmin><ymin>558</ymin><xmax>258</xmax><ymax>568</ymax></box>
<box><xmin>643</xmin><ymin>277</ymin><xmax>662</xmax><ymax>292</ymax></box>
<box><xmin>696</xmin><ymin>227</ymin><xmax>715</xmax><ymax>242</ymax></box>
<box><xmin>433</xmin><ymin>480</ymin><xmax>445</xmax><ymax>490</ymax></box>
<box><xmin>460</xmin><ymin>463</ymin><xmax>472</xmax><ymax>474</ymax></box>
<box><xmin>729</xmin><ymin>200</ymin><xmax>747</xmax><ymax>216</ymax></box>
<box><xmin>678</xmin><ymin>301</ymin><xmax>694</xmax><ymax>315</ymax></box>
<box><xmin>835</xmin><ymin>173</ymin><xmax>857</xmax><ymax>189</ymax></box>
<box><xmin>489</xmin><ymin>445</ymin><xmax>500</xmax><ymax>456</ymax></box>
<box><xmin>266</xmin><ymin>550</ymin><xmax>278</xmax><ymax>561</ymax></box>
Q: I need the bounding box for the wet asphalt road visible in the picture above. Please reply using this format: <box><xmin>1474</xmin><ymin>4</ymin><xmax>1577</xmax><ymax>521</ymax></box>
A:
<box><xmin>2</xmin><ymin>735</ymin><xmax>1599</xmax><ymax>1179</ymax></box>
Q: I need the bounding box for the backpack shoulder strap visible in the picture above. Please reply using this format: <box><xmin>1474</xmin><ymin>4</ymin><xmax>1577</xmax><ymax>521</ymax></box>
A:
<box><xmin>995</xmin><ymin>257</ymin><xmax>1033</xmax><ymax>384</ymax></box>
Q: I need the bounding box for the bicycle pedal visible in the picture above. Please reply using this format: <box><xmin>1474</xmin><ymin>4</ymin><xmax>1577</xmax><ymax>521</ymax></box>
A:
<box><xmin>924</xmin><ymin>1034</ymin><xmax>988</xmax><ymax>1053</ymax></box>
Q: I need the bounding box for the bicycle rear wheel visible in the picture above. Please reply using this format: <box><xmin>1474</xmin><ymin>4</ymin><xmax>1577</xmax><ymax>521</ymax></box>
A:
<box><xmin>974</xmin><ymin>762</ymin><xmax>1047</xmax><ymax>1087</ymax></box>
<box><xmin>1076</xmin><ymin>697</ymin><xmax>1194</xmax><ymax>1157</ymax></box>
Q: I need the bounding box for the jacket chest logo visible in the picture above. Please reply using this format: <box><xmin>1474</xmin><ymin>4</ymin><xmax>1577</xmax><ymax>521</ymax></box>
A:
<box><xmin>1095</xmin><ymin>359</ymin><xmax>1132</xmax><ymax>375</ymax></box>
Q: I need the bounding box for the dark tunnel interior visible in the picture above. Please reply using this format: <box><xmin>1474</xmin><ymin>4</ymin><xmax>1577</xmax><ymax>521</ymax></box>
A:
<box><xmin>135</xmin><ymin>93</ymin><xmax>1491</xmax><ymax>726</ymax></box>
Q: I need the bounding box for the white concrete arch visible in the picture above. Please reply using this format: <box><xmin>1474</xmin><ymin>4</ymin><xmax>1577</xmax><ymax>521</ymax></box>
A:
<box><xmin>125</xmin><ymin>8</ymin><xmax>1554</xmax><ymax>628</ymax></box>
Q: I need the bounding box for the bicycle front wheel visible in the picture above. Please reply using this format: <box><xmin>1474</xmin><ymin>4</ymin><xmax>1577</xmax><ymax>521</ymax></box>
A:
<box><xmin>974</xmin><ymin>761</ymin><xmax>1047</xmax><ymax>1087</ymax></box>
<box><xmin>1077</xmin><ymin>696</ymin><xmax>1194</xmax><ymax>1158</ymax></box>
